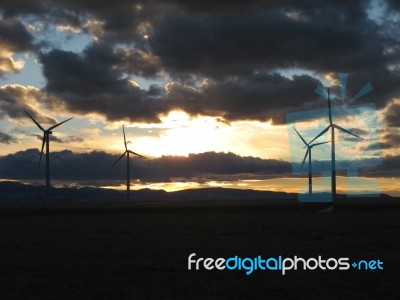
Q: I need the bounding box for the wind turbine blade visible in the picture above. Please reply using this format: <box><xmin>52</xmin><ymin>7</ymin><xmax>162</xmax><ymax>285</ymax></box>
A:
<box><xmin>48</xmin><ymin>117</ymin><xmax>73</xmax><ymax>130</ymax></box>
<box><xmin>311</xmin><ymin>141</ymin><xmax>330</xmax><ymax>147</ymax></box>
<box><xmin>128</xmin><ymin>150</ymin><xmax>147</xmax><ymax>159</ymax></box>
<box><xmin>315</xmin><ymin>85</ymin><xmax>327</xmax><ymax>99</ymax></box>
<box><xmin>293</xmin><ymin>127</ymin><xmax>308</xmax><ymax>146</ymax></box>
<box><xmin>327</xmin><ymin>88</ymin><xmax>332</xmax><ymax>124</ymax></box>
<box><xmin>315</xmin><ymin>85</ymin><xmax>336</xmax><ymax>102</ymax></box>
<box><xmin>39</xmin><ymin>134</ymin><xmax>46</xmax><ymax>166</ymax></box>
<box><xmin>333</xmin><ymin>124</ymin><xmax>363</xmax><ymax>140</ymax></box>
<box><xmin>308</xmin><ymin>125</ymin><xmax>330</xmax><ymax>145</ymax></box>
<box><xmin>110</xmin><ymin>151</ymin><xmax>127</xmax><ymax>168</ymax></box>
<box><xmin>339</xmin><ymin>73</ymin><xmax>348</xmax><ymax>102</ymax></box>
<box><xmin>300</xmin><ymin>148</ymin><xmax>309</xmax><ymax>172</ymax></box>
<box><xmin>123</xmin><ymin>126</ymin><xmax>127</xmax><ymax>150</ymax></box>
<box><xmin>349</xmin><ymin>82</ymin><xmax>373</xmax><ymax>104</ymax></box>
<box><xmin>25</xmin><ymin>110</ymin><xmax>45</xmax><ymax>131</ymax></box>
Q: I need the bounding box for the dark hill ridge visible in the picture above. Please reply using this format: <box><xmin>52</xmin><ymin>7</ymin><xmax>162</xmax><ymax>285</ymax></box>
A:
<box><xmin>0</xmin><ymin>181</ymin><xmax>393</xmax><ymax>206</ymax></box>
<box><xmin>0</xmin><ymin>181</ymin><xmax>298</xmax><ymax>203</ymax></box>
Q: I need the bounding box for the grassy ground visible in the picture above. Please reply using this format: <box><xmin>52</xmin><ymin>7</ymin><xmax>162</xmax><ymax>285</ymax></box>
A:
<box><xmin>0</xmin><ymin>200</ymin><xmax>399</xmax><ymax>299</ymax></box>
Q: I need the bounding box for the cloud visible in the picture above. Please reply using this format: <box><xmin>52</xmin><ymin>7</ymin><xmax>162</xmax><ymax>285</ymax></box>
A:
<box><xmin>0</xmin><ymin>18</ymin><xmax>33</xmax><ymax>52</ymax></box>
<box><xmin>0</xmin><ymin>84</ymin><xmax>56</xmax><ymax>124</ymax></box>
<box><xmin>0</xmin><ymin>149</ymin><xmax>292</xmax><ymax>182</ymax></box>
<box><xmin>0</xmin><ymin>1</ymin><xmax>45</xmax><ymax>17</ymax></box>
<box><xmin>32</xmin><ymin>133</ymin><xmax>84</xmax><ymax>144</ymax></box>
<box><xmin>198</xmin><ymin>73</ymin><xmax>322</xmax><ymax>124</ymax></box>
<box><xmin>386</xmin><ymin>0</ymin><xmax>400</xmax><ymax>11</ymax></box>
<box><xmin>0</xmin><ymin>51</ymin><xmax>25</xmax><ymax>73</ymax></box>
<box><xmin>146</xmin><ymin>2</ymin><xmax>398</xmax><ymax>108</ymax></box>
<box><xmin>30</xmin><ymin>1</ymin><xmax>398</xmax><ymax>123</ymax></box>
<box><xmin>39</xmin><ymin>45</ymin><xmax>166</xmax><ymax>122</ymax></box>
<box><xmin>366</xmin><ymin>129</ymin><xmax>400</xmax><ymax>151</ymax></box>
<box><xmin>150</xmin><ymin>8</ymin><xmax>382</xmax><ymax>76</ymax></box>
<box><xmin>80</xmin><ymin>127</ymin><xmax>101</xmax><ymax>139</ymax></box>
<box><xmin>0</xmin><ymin>148</ymin><xmax>397</xmax><ymax>184</ymax></box>
<box><xmin>359</xmin><ymin>155</ymin><xmax>400</xmax><ymax>178</ymax></box>
<box><xmin>0</xmin><ymin>18</ymin><xmax>34</xmax><ymax>74</ymax></box>
<box><xmin>1</xmin><ymin>0</ymin><xmax>400</xmax><ymax>125</ymax></box>
<box><xmin>0</xmin><ymin>130</ymin><xmax>17</xmax><ymax>144</ymax></box>
<box><xmin>37</xmin><ymin>40</ymin><xmax>397</xmax><ymax>125</ymax></box>
<box><xmin>381</xmin><ymin>131</ymin><xmax>400</xmax><ymax>150</ymax></box>
<box><xmin>384</xmin><ymin>101</ymin><xmax>400</xmax><ymax>127</ymax></box>
<box><xmin>39</xmin><ymin>45</ymin><xmax>323</xmax><ymax>123</ymax></box>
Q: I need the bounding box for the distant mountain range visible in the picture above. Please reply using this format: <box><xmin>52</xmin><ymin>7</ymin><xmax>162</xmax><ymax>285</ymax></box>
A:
<box><xmin>0</xmin><ymin>181</ymin><xmax>393</xmax><ymax>206</ymax></box>
<box><xmin>0</xmin><ymin>181</ymin><xmax>298</xmax><ymax>203</ymax></box>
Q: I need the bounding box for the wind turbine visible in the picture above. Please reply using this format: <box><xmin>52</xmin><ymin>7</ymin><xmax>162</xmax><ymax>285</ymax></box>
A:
<box><xmin>25</xmin><ymin>110</ymin><xmax>73</xmax><ymax>201</ymax></box>
<box><xmin>294</xmin><ymin>127</ymin><xmax>329</xmax><ymax>201</ymax></box>
<box><xmin>110</xmin><ymin>126</ymin><xmax>147</xmax><ymax>201</ymax></box>
<box><xmin>308</xmin><ymin>88</ymin><xmax>363</xmax><ymax>202</ymax></box>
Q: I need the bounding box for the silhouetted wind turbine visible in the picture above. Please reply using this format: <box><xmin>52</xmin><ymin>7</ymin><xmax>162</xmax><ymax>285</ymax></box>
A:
<box><xmin>294</xmin><ymin>127</ymin><xmax>329</xmax><ymax>201</ymax></box>
<box><xmin>25</xmin><ymin>110</ymin><xmax>73</xmax><ymax>201</ymax></box>
<box><xmin>110</xmin><ymin>126</ymin><xmax>147</xmax><ymax>201</ymax></box>
<box><xmin>308</xmin><ymin>88</ymin><xmax>363</xmax><ymax>202</ymax></box>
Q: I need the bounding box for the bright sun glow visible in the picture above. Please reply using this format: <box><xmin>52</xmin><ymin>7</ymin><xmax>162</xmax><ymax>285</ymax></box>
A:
<box><xmin>135</xmin><ymin>111</ymin><xmax>226</xmax><ymax>156</ymax></box>
<box><xmin>122</xmin><ymin>111</ymin><xmax>292</xmax><ymax>159</ymax></box>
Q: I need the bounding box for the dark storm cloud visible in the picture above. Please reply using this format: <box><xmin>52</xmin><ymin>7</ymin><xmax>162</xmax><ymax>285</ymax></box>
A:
<box><xmin>0</xmin><ymin>85</ymin><xmax>56</xmax><ymax>124</ymax></box>
<box><xmin>384</xmin><ymin>101</ymin><xmax>400</xmax><ymax>127</ymax></box>
<box><xmin>1</xmin><ymin>0</ymin><xmax>157</xmax><ymax>44</ymax></box>
<box><xmin>150</xmin><ymin>8</ymin><xmax>384</xmax><ymax>77</ymax></box>
<box><xmin>1</xmin><ymin>0</ymin><xmax>400</xmax><ymax>123</ymax></box>
<box><xmin>381</xmin><ymin>132</ymin><xmax>400</xmax><ymax>149</ymax></box>
<box><xmin>40</xmin><ymin>46</ymin><xmax>322</xmax><ymax>123</ymax></box>
<box><xmin>386</xmin><ymin>0</ymin><xmax>400</xmax><ymax>10</ymax></box>
<box><xmin>0</xmin><ymin>149</ymin><xmax>291</xmax><ymax>182</ymax></box>
<box><xmin>39</xmin><ymin>43</ymin><xmax>169</xmax><ymax>122</ymax></box>
<box><xmin>199</xmin><ymin>73</ymin><xmax>321</xmax><ymax>123</ymax></box>
<box><xmin>0</xmin><ymin>18</ymin><xmax>35</xmax><ymax>74</ymax></box>
<box><xmin>147</xmin><ymin>1</ymin><xmax>398</xmax><ymax>109</ymax></box>
<box><xmin>0</xmin><ymin>18</ymin><xmax>33</xmax><ymax>52</ymax></box>
<box><xmin>36</xmin><ymin>40</ymin><xmax>391</xmax><ymax>124</ymax></box>
<box><xmin>0</xmin><ymin>149</ymin><xmax>397</xmax><ymax>183</ymax></box>
<box><xmin>366</xmin><ymin>130</ymin><xmax>400</xmax><ymax>151</ymax></box>
<box><xmin>0</xmin><ymin>131</ymin><xmax>17</xmax><ymax>144</ymax></box>
<box><xmin>359</xmin><ymin>155</ymin><xmax>400</xmax><ymax>177</ymax></box>
<box><xmin>0</xmin><ymin>0</ymin><xmax>45</xmax><ymax>16</ymax></box>
<box><xmin>147</xmin><ymin>151</ymin><xmax>292</xmax><ymax>181</ymax></box>
<box><xmin>160</xmin><ymin>0</ymin><xmax>282</xmax><ymax>13</ymax></box>
<box><xmin>163</xmin><ymin>73</ymin><xmax>323</xmax><ymax>123</ymax></box>
<box><xmin>40</xmin><ymin>45</ymin><xmax>127</xmax><ymax>96</ymax></box>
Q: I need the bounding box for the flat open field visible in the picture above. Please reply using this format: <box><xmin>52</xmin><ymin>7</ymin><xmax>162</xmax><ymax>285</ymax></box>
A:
<box><xmin>0</xmin><ymin>200</ymin><xmax>399</xmax><ymax>299</ymax></box>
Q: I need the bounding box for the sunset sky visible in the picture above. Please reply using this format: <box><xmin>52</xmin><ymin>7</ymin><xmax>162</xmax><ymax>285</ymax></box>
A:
<box><xmin>0</xmin><ymin>0</ymin><xmax>399</xmax><ymax>196</ymax></box>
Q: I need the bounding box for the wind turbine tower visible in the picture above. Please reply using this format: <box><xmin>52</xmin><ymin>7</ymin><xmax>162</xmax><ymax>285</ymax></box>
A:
<box><xmin>110</xmin><ymin>126</ymin><xmax>147</xmax><ymax>201</ymax></box>
<box><xmin>293</xmin><ymin>127</ymin><xmax>329</xmax><ymax>200</ymax></box>
<box><xmin>25</xmin><ymin>111</ymin><xmax>73</xmax><ymax>201</ymax></box>
<box><xmin>309</xmin><ymin>88</ymin><xmax>363</xmax><ymax>202</ymax></box>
